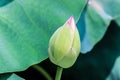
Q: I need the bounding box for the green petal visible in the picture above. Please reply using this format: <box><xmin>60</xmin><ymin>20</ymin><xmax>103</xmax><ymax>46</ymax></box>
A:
<box><xmin>53</xmin><ymin>25</ymin><xmax>74</xmax><ymax>62</ymax></box>
<box><xmin>58</xmin><ymin>48</ymin><xmax>77</xmax><ymax>68</ymax></box>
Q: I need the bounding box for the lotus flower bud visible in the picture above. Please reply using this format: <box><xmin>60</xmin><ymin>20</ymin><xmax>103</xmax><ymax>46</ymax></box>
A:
<box><xmin>48</xmin><ymin>16</ymin><xmax>81</xmax><ymax>68</ymax></box>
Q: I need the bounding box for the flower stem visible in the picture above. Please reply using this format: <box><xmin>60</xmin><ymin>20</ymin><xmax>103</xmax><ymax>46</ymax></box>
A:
<box><xmin>32</xmin><ymin>64</ymin><xmax>53</xmax><ymax>80</ymax></box>
<box><xmin>55</xmin><ymin>66</ymin><xmax>63</xmax><ymax>80</ymax></box>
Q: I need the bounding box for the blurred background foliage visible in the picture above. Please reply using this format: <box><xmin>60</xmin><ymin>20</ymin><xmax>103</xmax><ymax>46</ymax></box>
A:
<box><xmin>0</xmin><ymin>0</ymin><xmax>120</xmax><ymax>80</ymax></box>
<box><xmin>0</xmin><ymin>73</ymin><xmax>24</xmax><ymax>80</ymax></box>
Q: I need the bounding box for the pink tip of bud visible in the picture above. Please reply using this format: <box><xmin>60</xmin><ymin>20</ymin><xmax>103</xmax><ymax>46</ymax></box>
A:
<box><xmin>67</xmin><ymin>16</ymin><xmax>76</xmax><ymax>31</ymax></box>
<box><xmin>67</xmin><ymin>16</ymin><xmax>73</xmax><ymax>25</ymax></box>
